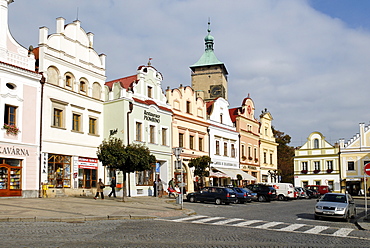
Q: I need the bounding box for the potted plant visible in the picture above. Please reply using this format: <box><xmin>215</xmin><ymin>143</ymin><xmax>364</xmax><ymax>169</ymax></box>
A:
<box><xmin>313</xmin><ymin>169</ymin><xmax>320</xmax><ymax>174</ymax></box>
<box><xmin>242</xmin><ymin>156</ymin><xmax>247</xmax><ymax>161</ymax></box>
<box><xmin>3</xmin><ymin>124</ymin><xmax>19</xmax><ymax>135</ymax></box>
<box><xmin>326</xmin><ymin>169</ymin><xmax>333</xmax><ymax>173</ymax></box>
<box><xmin>301</xmin><ymin>170</ymin><xmax>308</xmax><ymax>174</ymax></box>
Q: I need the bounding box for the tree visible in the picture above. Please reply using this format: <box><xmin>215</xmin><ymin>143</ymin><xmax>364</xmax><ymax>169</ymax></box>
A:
<box><xmin>97</xmin><ymin>138</ymin><xmax>156</xmax><ymax>200</ymax></box>
<box><xmin>188</xmin><ymin>155</ymin><xmax>211</xmax><ymax>190</ymax></box>
<box><xmin>273</xmin><ymin>128</ymin><xmax>295</xmax><ymax>184</ymax></box>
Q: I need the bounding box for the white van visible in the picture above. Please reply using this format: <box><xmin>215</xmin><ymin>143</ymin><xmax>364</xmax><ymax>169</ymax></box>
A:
<box><xmin>270</xmin><ymin>183</ymin><xmax>295</xmax><ymax>200</ymax></box>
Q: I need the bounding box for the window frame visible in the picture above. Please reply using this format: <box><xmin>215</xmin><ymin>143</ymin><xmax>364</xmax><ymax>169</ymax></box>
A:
<box><xmin>149</xmin><ymin>125</ymin><xmax>155</xmax><ymax>144</ymax></box>
<box><xmin>72</xmin><ymin>113</ymin><xmax>82</xmax><ymax>132</ymax></box>
<box><xmin>136</xmin><ymin>122</ymin><xmax>142</xmax><ymax>141</ymax></box>
<box><xmin>4</xmin><ymin>104</ymin><xmax>17</xmax><ymax>126</ymax></box>
<box><xmin>88</xmin><ymin>117</ymin><xmax>97</xmax><ymax>135</ymax></box>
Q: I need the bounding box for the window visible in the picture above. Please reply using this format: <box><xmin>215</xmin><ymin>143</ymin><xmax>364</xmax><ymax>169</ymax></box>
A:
<box><xmin>136</xmin><ymin>122</ymin><xmax>142</xmax><ymax>141</ymax></box>
<box><xmin>149</xmin><ymin>125</ymin><xmax>155</xmax><ymax>143</ymax></box>
<box><xmin>315</xmin><ymin>180</ymin><xmax>321</xmax><ymax>186</ymax></box>
<box><xmin>231</xmin><ymin>144</ymin><xmax>236</xmax><ymax>158</ymax></box>
<box><xmin>314</xmin><ymin>161</ymin><xmax>320</xmax><ymax>171</ymax></box>
<box><xmin>162</xmin><ymin>128</ymin><xmax>167</xmax><ymax>146</ymax></box>
<box><xmin>328</xmin><ymin>181</ymin><xmax>334</xmax><ymax>191</ymax></box>
<box><xmin>65</xmin><ymin>75</ymin><xmax>72</xmax><ymax>86</ymax></box>
<box><xmin>199</xmin><ymin>137</ymin><xmax>203</xmax><ymax>151</ymax></box>
<box><xmin>89</xmin><ymin>118</ymin><xmax>97</xmax><ymax>135</ymax></box>
<box><xmin>302</xmin><ymin>181</ymin><xmax>308</xmax><ymax>188</ymax></box>
<box><xmin>302</xmin><ymin>162</ymin><xmax>308</xmax><ymax>171</ymax></box>
<box><xmin>347</xmin><ymin>161</ymin><xmax>354</xmax><ymax>171</ymax></box>
<box><xmin>4</xmin><ymin>105</ymin><xmax>17</xmax><ymax>126</ymax></box>
<box><xmin>147</xmin><ymin>86</ymin><xmax>152</xmax><ymax>98</ymax></box>
<box><xmin>220</xmin><ymin>114</ymin><xmax>223</xmax><ymax>124</ymax></box>
<box><xmin>80</xmin><ymin>81</ymin><xmax>86</xmax><ymax>92</ymax></box>
<box><xmin>92</xmin><ymin>82</ymin><xmax>101</xmax><ymax>100</ymax></box>
<box><xmin>186</xmin><ymin>101</ymin><xmax>191</xmax><ymax>114</ymax></box>
<box><xmin>241</xmin><ymin>145</ymin><xmax>245</xmax><ymax>157</ymax></box>
<box><xmin>224</xmin><ymin>142</ymin><xmax>228</xmax><ymax>156</ymax></box>
<box><xmin>189</xmin><ymin>135</ymin><xmax>194</xmax><ymax>150</ymax></box>
<box><xmin>327</xmin><ymin>161</ymin><xmax>333</xmax><ymax>170</ymax></box>
<box><xmin>136</xmin><ymin>169</ymin><xmax>154</xmax><ymax>186</ymax></box>
<box><xmin>270</xmin><ymin>154</ymin><xmax>273</xmax><ymax>164</ymax></box>
<box><xmin>314</xmin><ymin>139</ymin><xmax>319</xmax><ymax>149</ymax></box>
<box><xmin>216</xmin><ymin>140</ymin><xmax>220</xmax><ymax>155</ymax></box>
<box><xmin>254</xmin><ymin>148</ymin><xmax>257</xmax><ymax>160</ymax></box>
<box><xmin>72</xmin><ymin>114</ymin><xmax>81</xmax><ymax>132</ymax></box>
<box><xmin>179</xmin><ymin>133</ymin><xmax>184</xmax><ymax>148</ymax></box>
<box><xmin>248</xmin><ymin>147</ymin><xmax>251</xmax><ymax>159</ymax></box>
<box><xmin>263</xmin><ymin>152</ymin><xmax>267</xmax><ymax>163</ymax></box>
<box><xmin>47</xmin><ymin>154</ymin><xmax>71</xmax><ymax>188</ymax></box>
<box><xmin>53</xmin><ymin>109</ymin><xmax>63</xmax><ymax>128</ymax></box>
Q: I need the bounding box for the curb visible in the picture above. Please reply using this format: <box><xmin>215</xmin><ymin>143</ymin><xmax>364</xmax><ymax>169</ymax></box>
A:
<box><xmin>0</xmin><ymin>215</ymin><xmax>157</xmax><ymax>223</ymax></box>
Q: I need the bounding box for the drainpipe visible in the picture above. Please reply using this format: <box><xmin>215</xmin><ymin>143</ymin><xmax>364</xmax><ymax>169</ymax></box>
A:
<box><xmin>127</xmin><ymin>101</ymin><xmax>133</xmax><ymax>197</ymax></box>
<box><xmin>38</xmin><ymin>74</ymin><xmax>45</xmax><ymax>198</ymax></box>
<box><xmin>207</xmin><ymin>127</ymin><xmax>210</xmax><ymax>186</ymax></box>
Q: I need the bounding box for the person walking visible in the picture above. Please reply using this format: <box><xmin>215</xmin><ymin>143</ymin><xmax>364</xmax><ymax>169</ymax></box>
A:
<box><xmin>168</xmin><ymin>178</ymin><xmax>175</xmax><ymax>190</ymax></box>
<box><xmin>158</xmin><ymin>178</ymin><xmax>164</xmax><ymax>198</ymax></box>
<box><xmin>108</xmin><ymin>177</ymin><xmax>116</xmax><ymax>198</ymax></box>
<box><xmin>94</xmin><ymin>178</ymin><xmax>105</xmax><ymax>200</ymax></box>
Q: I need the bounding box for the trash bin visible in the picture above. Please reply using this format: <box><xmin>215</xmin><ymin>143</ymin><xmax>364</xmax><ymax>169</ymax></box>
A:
<box><xmin>176</xmin><ymin>194</ymin><xmax>183</xmax><ymax>204</ymax></box>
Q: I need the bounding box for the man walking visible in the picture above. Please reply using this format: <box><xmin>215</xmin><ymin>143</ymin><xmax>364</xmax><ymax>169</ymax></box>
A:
<box><xmin>108</xmin><ymin>177</ymin><xmax>116</xmax><ymax>198</ymax></box>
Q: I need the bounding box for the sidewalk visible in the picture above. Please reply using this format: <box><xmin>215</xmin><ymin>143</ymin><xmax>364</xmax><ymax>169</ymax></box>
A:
<box><xmin>352</xmin><ymin>196</ymin><xmax>370</xmax><ymax>231</ymax></box>
<box><xmin>0</xmin><ymin>196</ymin><xmax>193</xmax><ymax>222</ymax></box>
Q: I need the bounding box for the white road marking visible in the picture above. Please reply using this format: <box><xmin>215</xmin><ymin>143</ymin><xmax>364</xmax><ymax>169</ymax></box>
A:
<box><xmin>303</xmin><ymin>225</ymin><xmax>330</xmax><ymax>234</ymax></box>
<box><xmin>212</xmin><ymin>218</ymin><xmax>244</xmax><ymax>225</ymax></box>
<box><xmin>192</xmin><ymin>216</ymin><xmax>224</xmax><ymax>223</ymax></box>
<box><xmin>255</xmin><ymin>221</ymin><xmax>284</xmax><ymax>229</ymax></box>
<box><xmin>278</xmin><ymin>224</ymin><xmax>305</xmax><ymax>231</ymax></box>
<box><xmin>172</xmin><ymin>215</ymin><xmax>207</xmax><ymax>222</ymax></box>
<box><xmin>332</xmin><ymin>228</ymin><xmax>353</xmax><ymax>237</ymax></box>
<box><xmin>232</xmin><ymin>220</ymin><xmax>263</xmax><ymax>226</ymax></box>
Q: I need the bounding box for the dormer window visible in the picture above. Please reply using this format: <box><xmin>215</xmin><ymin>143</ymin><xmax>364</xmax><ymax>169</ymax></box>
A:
<box><xmin>147</xmin><ymin>86</ymin><xmax>152</xmax><ymax>98</ymax></box>
<box><xmin>314</xmin><ymin>139</ymin><xmax>319</xmax><ymax>149</ymax></box>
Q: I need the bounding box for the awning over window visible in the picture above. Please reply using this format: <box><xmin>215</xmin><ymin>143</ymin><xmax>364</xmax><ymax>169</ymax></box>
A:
<box><xmin>212</xmin><ymin>166</ymin><xmax>256</xmax><ymax>181</ymax></box>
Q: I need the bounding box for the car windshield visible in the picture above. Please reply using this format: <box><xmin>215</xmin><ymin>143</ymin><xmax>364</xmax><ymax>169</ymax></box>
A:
<box><xmin>225</xmin><ymin>188</ymin><xmax>235</xmax><ymax>193</ymax></box>
<box><xmin>321</xmin><ymin>194</ymin><xmax>346</xmax><ymax>203</ymax></box>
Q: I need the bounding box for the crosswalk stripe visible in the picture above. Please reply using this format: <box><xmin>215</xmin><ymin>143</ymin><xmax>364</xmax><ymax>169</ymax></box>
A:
<box><xmin>255</xmin><ymin>221</ymin><xmax>284</xmax><ymax>229</ymax></box>
<box><xmin>278</xmin><ymin>224</ymin><xmax>305</xmax><ymax>231</ymax></box>
<box><xmin>192</xmin><ymin>217</ymin><xmax>224</xmax><ymax>223</ymax></box>
<box><xmin>303</xmin><ymin>225</ymin><xmax>330</xmax><ymax>234</ymax></box>
<box><xmin>172</xmin><ymin>215</ymin><xmax>207</xmax><ymax>222</ymax></box>
<box><xmin>213</xmin><ymin>218</ymin><xmax>244</xmax><ymax>225</ymax></box>
<box><xmin>332</xmin><ymin>228</ymin><xmax>353</xmax><ymax>237</ymax></box>
<box><xmin>232</xmin><ymin>220</ymin><xmax>263</xmax><ymax>226</ymax></box>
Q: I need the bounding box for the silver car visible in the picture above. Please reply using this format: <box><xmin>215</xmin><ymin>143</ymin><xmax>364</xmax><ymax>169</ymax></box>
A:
<box><xmin>314</xmin><ymin>193</ymin><xmax>356</xmax><ymax>221</ymax></box>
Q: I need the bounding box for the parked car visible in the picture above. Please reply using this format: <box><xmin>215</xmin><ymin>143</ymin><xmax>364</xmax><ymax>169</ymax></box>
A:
<box><xmin>230</xmin><ymin>187</ymin><xmax>255</xmax><ymax>203</ymax></box>
<box><xmin>305</xmin><ymin>185</ymin><xmax>329</xmax><ymax>195</ymax></box>
<box><xmin>314</xmin><ymin>193</ymin><xmax>356</xmax><ymax>221</ymax></box>
<box><xmin>244</xmin><ymin>187</ymin><xmax>258</xmax><ymax>202</ymax></box>
<box><xmin>270</xmin><ymin>183</ymin><xmax>295</xmax><ymax>200</ymax></box>
<box><xmin>293</xmin><ymin>187</ymin><xmax>299</xmax><ymax>199</ymax></box>
<box><xmin>306</xmin><ymin>189</ymin><xmax>319</xmax><ymax>198</ymax></box>
<box><xmin>187</xmin><ymin>187</ymin><xmax>237</xmax><ymax>205</ymax></box>
<box><xmin>295</xmin><ymin>187</ymin><xmax>308</xmax><ymax>199</ymax></box>
<box><xmin>245</xmin><ymin>184</ymin><xmax>277</xmax><ymax>202</ymax></box>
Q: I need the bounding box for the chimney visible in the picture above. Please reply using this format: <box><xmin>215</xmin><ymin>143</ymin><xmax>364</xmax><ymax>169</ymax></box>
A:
<box><xmin>56</xmin><ymin>17</ymin><xmax>65</xmax><ymax>33</ymax></box>
<box><xmin>39</xmin><ymin>26</ymin><xmax>49</xmax><ymax>45</ymax></box>
<box><xmin>87</xmin><ymin>32</ymin><xmax>94</xmax><ymax>48</ymax></box>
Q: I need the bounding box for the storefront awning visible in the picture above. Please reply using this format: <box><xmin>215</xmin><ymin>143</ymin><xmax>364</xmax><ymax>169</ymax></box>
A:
<box><xmin>212</xmin><ymin>166</ymin><xmax>256</xmax><ymax>181</ymax></box>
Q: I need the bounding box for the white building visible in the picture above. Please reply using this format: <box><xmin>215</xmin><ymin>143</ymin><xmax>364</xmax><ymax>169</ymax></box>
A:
<box><xmin>36</xmin><ymin>17</ymin><xmax>106</xmax><ymax>196</ymax></box>
<box><xmin>0</xmin><ymin>0</ymin><xmax>42</xmax><ymax>197</ymax></box>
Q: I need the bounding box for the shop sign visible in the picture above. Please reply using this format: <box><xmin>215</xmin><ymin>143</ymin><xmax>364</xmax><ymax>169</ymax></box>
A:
<box><xmin>0</xmin><ymin>146</ymin><xmax>29</xmax><ymax>156</ymax></box>
<box><xmin>144</xmin><ymin>110</ymin><xmax>160</xmax><ymax>123</ymax></box>
<box><xmin>248</xmin><ymin>165</ymin><xmax>257</xmax><ymax>170</ymax></box>
<box><xmin>78</xmin><ymin>157</ymin><xmax>98</xmax><ymax>169</ymax></box>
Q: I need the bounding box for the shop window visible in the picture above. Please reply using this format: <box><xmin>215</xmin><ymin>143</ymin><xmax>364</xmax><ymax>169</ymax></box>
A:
<box><xmin>315</xmin><ymin>180</ymin><xmax>321</xmax><ymax>185</ymax></box>
<box><xmin>136</xmin><ymin>122</ymin><xmax>142</xmax><ymax>141</ymax></box>
<box><xmin>328</xmin><ymin>181</ymin><xmax>334</xmax><ymax>191</ymax></box>
<box><xmin>72</xmin><ymin>113</ymin><xmax>81</xmax><ymax>132</ymax></box>
<box><xmin>136</xmin><ymin>168</ymin><xmax>154</xmax><ymax>186</ymax></box>
<box><xmin>89</xmin><ymin>117</ymin><xmax>97</xmax><ymax>135</ymax></box>
<box><xmin>189</xmin><ymin>135</ymin><xmax>194</xmax><ymax>150</ymax></box>
<box><xmin>162</xmin><ymin>128</ymin><xmax>167</xmax><ymax>146</ymax></box>
<box><xmin>78</xmin><ymin>168</ymin><xmax>97</xmax><ymax>188</ymax></box>
<box><xmin>0</xmin><ymin>159</ymin><xmax>22</xmax><ymax>196</ymax></box>
<box><xmin>4</xmin><ymin>105</ymin><xmax>17</xmax><ymax>126</ymax></box>
<box><xmin>149</xmin><ymin>125</ymin><xmax>155</xmax><ymax>143</ymax></box>
<box><xmin>53</xmin><ymin>108</ymin><xmax>63</xmax><ymax>128</ymax></box>
<box><xmin>47</xmin><ymin>154</ymin><xmax>71</xmax><ymax>188</ymax></box>
<box><xmin>199</xmin><ymin>137</ymin><xmax>203</xmax><ymax>151</ymax></box>
<box><xmin>302</xmin><ymin>181</ymin><xmax>308</xmax><ymax>188</ymax></box>
<box><xmin>347</xmin><ymin>161</ymin><xmax>354</xmax><ymax>171</ymax></box>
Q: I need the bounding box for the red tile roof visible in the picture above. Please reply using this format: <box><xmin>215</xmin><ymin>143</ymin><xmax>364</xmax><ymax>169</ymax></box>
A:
<box><xmin>0</xmin><ymin>60</ymin><xmax>39</xmax><ymax>75</ymax></box>
<box><xmin>105</xmin><ymin>75</ymin><xmax>138</xmax><ymax>90</ymax></box>
<box><xmin>132</xmin><ymin>97</ymin><xmax>172</xmax><ymax>113</ymax></box>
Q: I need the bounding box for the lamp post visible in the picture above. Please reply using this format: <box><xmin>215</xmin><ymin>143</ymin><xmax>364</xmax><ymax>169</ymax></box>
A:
<box><xmin>126</xmin><ymin>102</ymin><xmax>133</xmax><ymax>197</ymax></box>
<box><xmin>173</xmin><ymin>147</ymin><xmax>183</xmax><ymax>209</ymax></box>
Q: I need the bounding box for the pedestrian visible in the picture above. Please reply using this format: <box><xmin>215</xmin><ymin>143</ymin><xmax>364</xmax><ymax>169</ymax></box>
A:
<box><xmin>108</xmin><ymin>176</ymin><xmax>116</xmax><ymax>198</ymax></box>
<box><xmin>168</xmin><ymin>178</ymin><xmax>175</xmax><ymax>190</ymax></box>
<box><xmin>94</xmin><ymin>178</ymin><xmax>105</xmax><ymax>200</ymax></box>
<box><xmin>153</xmin><ymin>180</ymin><xmax>157</xmax><ymax>197</ymax></box>
<box><xmin>158</xmin><ymin>178</ymin><xmax>164</xmax><ymax>198</ymax></box>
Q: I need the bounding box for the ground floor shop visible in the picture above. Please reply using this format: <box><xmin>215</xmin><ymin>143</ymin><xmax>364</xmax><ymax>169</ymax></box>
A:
<box><xmin>294</xmin><ymin>173</ymin><xmax>341</xmax><ymax>192</ymax></box>
<box><xmin>344</xmin><ymin>177</ymin><xmax>370</xmax><ymax>195</ymax></box>
<box><xmin>0</xmin><ymin>144</ymin><xmax>39</xmax><ymax>198</ymax></box>
<box><xmin>209</xmin><ymin>166</ymin><xmax>257</xmax><ymax>188</ymax></box>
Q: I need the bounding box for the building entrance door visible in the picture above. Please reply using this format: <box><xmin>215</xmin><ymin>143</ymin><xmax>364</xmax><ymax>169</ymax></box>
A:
<box><xmin>78</xmin><ymin>168</ymin><xmax>97</xmax><ymax>188</ymax></box>
<box><xmin>0</xmin><ymin>160</ymin><xmax>22</xmax><ymax>197</ymax></box>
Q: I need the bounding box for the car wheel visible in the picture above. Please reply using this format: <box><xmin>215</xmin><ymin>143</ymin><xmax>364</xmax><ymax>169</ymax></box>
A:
<box><xmin>258</xmin><ymin>195</ymin><xmax>266</xmax><ymax>202</ymax></box>
<box><xmin>189</xmin><ymin>196</ymin><xmax>196</xmax><ymax>203</ymax></box>
<box><xmin>235</xmin><ymin>199</ymin><xmax>240</xmax><ymax>204</ymax></box>
<box><xmin>215</xmin><ymin>198</ymin><xmax>222</xmax><ymax>205</ymax></box>
<box><xmin>247</xmin><ymin>199</ymin><xmax>252</xmax><ymax>203</ymax></box>
<box><xmin>278</xmin><ymin>195</ymin><xmax>285</xmax><ymax>201</ymax></box>
<box><xmin>345</xmin><ymin>212</ymin><xmax>350</xmax><ymax>222</ymax></box>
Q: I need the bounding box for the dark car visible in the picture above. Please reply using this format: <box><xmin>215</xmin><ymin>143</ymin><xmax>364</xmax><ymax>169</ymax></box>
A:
<box><xmin>187</xmin><ymin>186</ymin><xmax>237</xmax><ymax>205</ymax></box>
<box><xmin>245</xmin><ymin>184</ymin><xmax>277</xmax><ymax>202</ymax></box>
<box><xmin>230</xmin><ymin>187</ymin><xmax>256</xmax><ymax>203</ymax></box>
<box><xmin>306</xmin><ymin>189</ymin><xmax>319</xmax><ymax>198</ymax></box>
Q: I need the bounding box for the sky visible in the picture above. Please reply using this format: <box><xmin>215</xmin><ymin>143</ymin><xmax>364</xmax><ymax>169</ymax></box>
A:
<box><xmin>6</xmin><ymin>0</ymin><xmax>370</xmax><ymax>147</ymax></box>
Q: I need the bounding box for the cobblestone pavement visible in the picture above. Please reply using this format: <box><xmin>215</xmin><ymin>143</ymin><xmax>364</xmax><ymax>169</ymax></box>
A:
<box><xmin>0</xmin><ymin>218</ymin><xmax>369</xmax><ymax>247</ymax></box>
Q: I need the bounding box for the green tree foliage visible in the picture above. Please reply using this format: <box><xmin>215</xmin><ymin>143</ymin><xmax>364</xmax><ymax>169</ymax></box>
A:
<box><xmin>96</xmin><ymin>138</ymin><xmax>156</xmax><ymax>199</ymax></box>
<box><xmin>273</xmin><ymin>128</ymin><xmax>295</xmax><ymax>184</ymax></box>
<box><xmin>188</xmin><ymin>155</ymin><xmax>211</xmax><ymax>189</ymax></box>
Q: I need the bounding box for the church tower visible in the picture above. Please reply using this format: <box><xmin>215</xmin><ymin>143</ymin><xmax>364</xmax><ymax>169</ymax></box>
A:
<box><xmin>190</xmin><ymin>21</ymin><xmax>228</xmax><ymax>102</ymax></box>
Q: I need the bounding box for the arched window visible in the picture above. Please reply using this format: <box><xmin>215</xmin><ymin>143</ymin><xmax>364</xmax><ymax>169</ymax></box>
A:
<box><xmin>314</xmin><ymin>139</ymin><xmax>319</xmax><ymax>149</ymax></box>
<box><xmin>92</xmin><ymin>82</ymin><xmax>101</xmax><ymax>100</ymax></box>
<box><xmin>64</xmin><ymin>72</ymin><xmax>75</xmax><ymax>88</ymax></box>
<box><xmin>47</xmin><ymin>66</ymin><xmax>59</xmax><ymax>85</ymax></box>
<box><xmin>79</xmin><ymin>78</ymin><xmax>89</xmax><ymax>95</ymax></box>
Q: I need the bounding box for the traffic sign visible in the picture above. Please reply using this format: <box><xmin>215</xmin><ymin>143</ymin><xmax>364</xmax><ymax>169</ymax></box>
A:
<box><xmin>364</xmin><ymin>163</ymin><xmax>370</xmax><ymax>176</ymax></box>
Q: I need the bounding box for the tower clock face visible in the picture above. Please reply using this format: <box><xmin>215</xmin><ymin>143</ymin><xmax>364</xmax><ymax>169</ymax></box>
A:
<box><xmin>210</xmin><ymin>85</ymin><xmax>223</xmax><ymax>98</ymax></box>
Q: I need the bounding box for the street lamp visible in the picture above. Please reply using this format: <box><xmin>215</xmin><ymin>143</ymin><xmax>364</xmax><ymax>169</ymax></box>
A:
<box><xmin>173</xmin><ymin>147</ymin><xmax>183</xmax><ymax>209</ymax></box>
